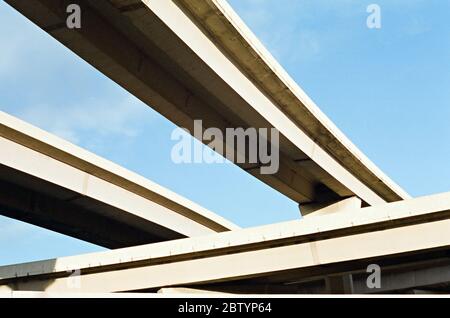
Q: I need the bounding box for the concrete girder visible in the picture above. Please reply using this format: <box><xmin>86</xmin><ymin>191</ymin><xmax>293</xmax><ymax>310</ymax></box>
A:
<box><xmin>1</xmin><ymin>192</ymin><xmax>450</xmax><ymax>292</ymax></box>
<box><xmin>2</xmin><ymin>218</ymin><xmax>449</xmax><ymax>293</ymax></box>
<box><xmin>175</xmin><ymin>0</ymin><xmax>410</xmax><ymax>203</ymax></box>
<box><xmin>0</xmin><ymin>111</ymin><xmax>238</xmax><ymax>247</ymax></box>
<box><xmin>4</xmin><ymin>0</ymin><xmax>409</xmax><ymax>206</ymax></box>
<box><xmin>300</xmin><ymin>196</ymin><xmax>362</xmax><ymax>217</ymax></box>
<box><xmin>3</xmin><ymin>0</ymin><xmax>317</xmax><ymax>204</ymax></box>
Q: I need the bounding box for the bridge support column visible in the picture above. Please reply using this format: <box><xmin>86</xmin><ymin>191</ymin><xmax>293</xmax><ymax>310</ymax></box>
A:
<box><xmin>325</xmin><ymin>274</ymin><xmax>354</xmax><ymax>294</ymax></box>
<box><xmin>299</xmin><ymin>196</ymin><xmax>362</xmax><ymax>217</ymax></box>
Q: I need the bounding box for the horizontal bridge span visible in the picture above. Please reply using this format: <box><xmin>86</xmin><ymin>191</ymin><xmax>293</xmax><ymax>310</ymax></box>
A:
<box><xmin>1</xmin><ymin>192</ymin><xmax>449</xmax><ymax>292</ymax></box>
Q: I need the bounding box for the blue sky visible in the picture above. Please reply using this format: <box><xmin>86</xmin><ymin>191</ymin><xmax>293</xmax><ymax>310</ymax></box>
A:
<box><xmin>0</xmin><ymin>0</ymin><xmax>449</xmax><ymax>265</ymax></box>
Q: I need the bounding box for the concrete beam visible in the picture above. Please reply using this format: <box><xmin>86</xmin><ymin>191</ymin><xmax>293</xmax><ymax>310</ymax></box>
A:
<box><xmin>0</xmin><ymin>291</ymin><xmax>168</xmax><ymax>298</ymax></box>
<box><xmin>3</xmin><ymin>218</ymin><xmax>449</xmax><ymax>293</ymax></box>
<box><xmin>4</xmin><ymin>0</ymin><xmax>409</xmax><ymax>206</ymax></box>
<box><xmin>0</xmin><ymin>177</ymin><xmax>179</xmax><ymax>248</ymax></box>
<box><xmin>157</xmin><ymin>287</ymin><xmax>232</xmax><ymax>295</ymax></box>
<box><xmin>0</xmin><ymin>111</ymin><xmax>237</xmax><ymax>248</ymax></box>
<box><xmin>1</xmin><ymin>192</ymin><xmax>450</xmax><ymax>292</ymax></box>
<box><xmin>300</xmin><ymin>196</ymin><xmax>362</xmax><ymax>217</ymax></box>
<box><xmin>176</xmin><ymin>0</ymin><xmax>410</xmax><ymax>203</ymax></box>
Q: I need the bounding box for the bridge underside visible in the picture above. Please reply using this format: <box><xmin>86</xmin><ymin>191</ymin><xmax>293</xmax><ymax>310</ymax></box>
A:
<box><xmin>0</xmin><ymin>165</ymin><xmax>183</xmax><ymax>248</ymax></box>
<box><xmin>0</xmin><ymin>110</ymin><xmax>238</xmax><ymax>248</ymax></box>
<box><xmin>1</xmin><ymin>192</ymin><xmax>450</xmax><ymax>294</ymax></box>
<box><xmin>0</xmin><ymin>0</ymin><xmax>443</xmax><ymax>296</ymax></box>
<box><xmin>4</xmin><ymin>0</ymin><xmax>409</xmax><ymax>208</ymax></box>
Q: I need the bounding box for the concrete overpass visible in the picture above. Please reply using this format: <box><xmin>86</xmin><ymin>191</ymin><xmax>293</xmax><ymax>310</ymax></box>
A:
<box><xmin>1</xmin><ymin>192</ymin><xmax>450</xmax><ymax>294</ymax></box>
<box><xmin>1</xmin><ymin>0</ymin><xmax>447</xmax><ymax>296</ymax></box>
<box><xmin>0</xmin><ymin>111</ymin><xmax>237</xmax><ymax>248</ymax></box>
<box><xmin>4</xmin><ymin>0</ymin><xmax>410</xmax><ymax>211</ymax></box>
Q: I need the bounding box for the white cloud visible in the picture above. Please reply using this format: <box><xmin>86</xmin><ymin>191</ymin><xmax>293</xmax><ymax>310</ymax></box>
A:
<box><xmin>18</xmin><ymin>94</ymin><xmax>152</xmax><ymax>144</ymax></box>
<box><xmin>228</xmin><ymin>0</ymin><xmax>430</xmax><ymax>66</ymax></box>
<box><xmin>0</xmin><ymin>2</ymin><xmax>60</xmax><ymax>73</ymax></box>
<box><xmin>0</xmin><ymin>2</ymin><xmax>157</xmax><ymax>147</ymax></box>
<box><xmin>228</xmin><ymin>0</ymin><xmax>354</xmax><ymax>64</ymax></box>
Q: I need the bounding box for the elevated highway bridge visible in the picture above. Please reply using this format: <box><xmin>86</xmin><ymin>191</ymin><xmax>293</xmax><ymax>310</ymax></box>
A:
<box><xmin>4</xmin><ymin>0</ymin><xmax>409</xmax><ymax>210</ymax></box>
<box><xmin>0</xmin><ymin>0</ymin><xmax>447</xmax><ymax>295</ymax></box>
